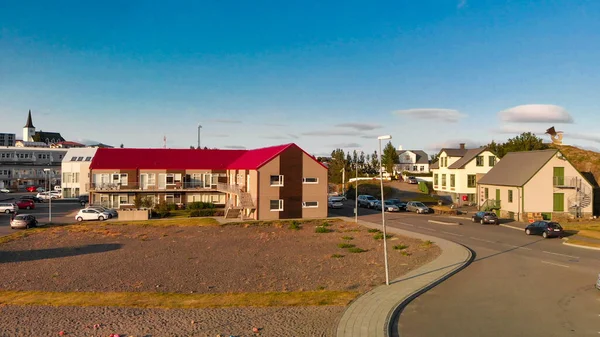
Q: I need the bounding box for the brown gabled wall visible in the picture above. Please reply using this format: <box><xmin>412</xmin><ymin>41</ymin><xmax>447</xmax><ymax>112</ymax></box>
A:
<box><xmin>278</xmin><ymin>145</ymin><xmax>303</xmax><ymax>219</ymax></box>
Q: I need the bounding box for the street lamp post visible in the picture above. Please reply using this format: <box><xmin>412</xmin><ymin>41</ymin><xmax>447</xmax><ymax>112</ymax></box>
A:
<box><xmin>197</xmin><ymin>124</ymin><xmax>202</xmax><ymax>149</ymax></box>
<box><xmin>377</xmin><ymin>135</ymin><xmax>392</xmax><ymax>285</ymax></box>
<box><xmin>43</xmin><ymin>168</ymin><xmax>52</xmax><ymax>222</ymax></box>
<box><xmin>355</xmin><ymin>161</ymin><xmax>358</xmax><ymax>223</ymax></box>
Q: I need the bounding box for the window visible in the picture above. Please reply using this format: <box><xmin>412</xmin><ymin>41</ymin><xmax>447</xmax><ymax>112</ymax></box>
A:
<box><xmin>303</xmin><ymin>177</ymin><xmax>318</xmax><ymax>184</ymax></box>
<box><xmin>484</xmin><ymin>188</ymin><xmax>489</xmax><ymax>199</ymax></box>
<box><xmin>489</xmin><ymin>156</ymin><xmax>496</xmax><ymax>167</ymax></box>
<box><xmin>442</xmin><ymin>174</ymin><xmax>447</xmax><ymax>187</ymax></box>
<box><xmin>412</xmin><ymin>165</ymin><xmax>417</xmax><ymax>171</ymax></box>
<box><xmin>450</xmin><ymin>174</ymin><xmax>455</xmax><ymax>188</ymax></box>
<box><xmin>434</xmin><ymin>174</ymin><xmax>438</xmax><ymax>185</ymax></box>
<box><xmin>467</xmin><ymin>175</ymin><xmax>476</xmax><ymax>188</ymax></box>
<box><xmin>508</xmin><ymin>190</ymin><xmax>513</xmax><ymax>203</ymax></box>
<box><xmin>420</xmin><ymin>166</ymin><xmax>424</xmax><ymax>172</ymax></box>
<box><xmin>85</xmin><ymin>157</ymin><xmax>92</xmax><ymax>161</ymax></box>
<box><xmin>270</xmin><ymin>175</ymin><xmax>284</xmax><ymax>186</ymax></box>
<box><xmin>476</xmin><ymin>156</ymin><xmax>484</xmax><ymax>166</ymax></box>
<box><xmin>166</xmin><ymin>174</ymin><xmax>175</xmax><ymax>184</ymax></box>
<box><xmin>270</xmin><ymin>199</ymin><xmax>284</xmax><ymax>211</ymax></box>
<box><xmin>302</xmin><ymin>201</ymin><xmax>318</xmax><ymax>208</ymax></box>
<box><xmin>77</xmin><ymin>157</ymin><xmax>84</xmax><ymax>161</ymax></box>
<box><xmin>119</xmin><ymin>195</ymin><xmax>128</xmax><ymax>204</ymax></box>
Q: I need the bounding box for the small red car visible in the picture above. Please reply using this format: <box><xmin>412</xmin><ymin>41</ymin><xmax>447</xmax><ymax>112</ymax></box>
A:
<box><xmin>26</xmin><ymin>186</ymin><xmax>38</xmax><ymax>192</ymax></box>
<box><xmin>16</xmin><ymin>199</ymin><xmax>35</xmax><ymax>210</ymax></box>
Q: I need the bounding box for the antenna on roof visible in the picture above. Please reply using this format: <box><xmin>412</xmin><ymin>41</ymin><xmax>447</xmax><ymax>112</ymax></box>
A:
<box><xmin>163</xmin><ymin>135</ymin><xmax>167</xmax><ymax>148</ymax></box>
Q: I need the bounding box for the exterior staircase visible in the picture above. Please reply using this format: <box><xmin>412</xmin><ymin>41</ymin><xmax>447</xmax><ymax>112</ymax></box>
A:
<box><xmin>568</xmin><ymin>183</ymin><xmax>592</xmax><ymax>217</ymax></box>
<box><xmin>480</xmin><ymin>199</ymin><xmax>501</xmax><ymax>212</ymax></box>
<box><xmin>217</xmin><ymin>183</ymin><xmax>256</xmax><ymax>220</ymax></box>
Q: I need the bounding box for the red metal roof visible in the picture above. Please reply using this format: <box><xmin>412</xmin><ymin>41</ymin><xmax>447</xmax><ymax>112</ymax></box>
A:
<box><xmin>89</xmin><ymin>143</ymin><xmax>327</xmax><ymax>170</ymax></box>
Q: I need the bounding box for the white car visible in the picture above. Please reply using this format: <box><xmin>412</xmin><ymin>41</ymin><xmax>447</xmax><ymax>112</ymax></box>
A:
<box><xmin>53</xmin><ymin>186</ymin><xmax>62</xmax><ymax>192</ymax></box>
<box><xmin>75</xmin><ymin>208</ymin><xmax>111</xmax><ymax>221</ymax></box>
<box><xmin>0</xmin><ymin>203</ymin><xmax>17</xmax><ymax>213</ymax></box>
<box><xmin>87</xmin><ymin>206</ymin><xmax>118</xmax><ymax>218</ymax></box>
<box><xmin>0</xmin><ymin>188</ymin><xmax>10</xmax><ymax>193</ymax></box>
<box><xmin>328</xmin><ymin>197</ymin><xmax>344</xmax><ymax>209</ymax></box>
<box><xmin>37</xmin><ymin>192</ymin><xmax>60</xmax><ymax>201</ymax></box>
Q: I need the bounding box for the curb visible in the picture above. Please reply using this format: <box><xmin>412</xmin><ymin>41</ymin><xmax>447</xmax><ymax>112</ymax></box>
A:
<box><xmin>562</xmin><ymin>240</ymin><xmax>600</xmax><ymax>251</ymax></box>
<box><xmin>499</xmin><ymin>224</ymin><xmax>524</xmax><ymax>231</ymax></box>
<box><xmin>428</xmin><ymin>220</ymin><xmax>461</xmax><ymax>226</ymax></box>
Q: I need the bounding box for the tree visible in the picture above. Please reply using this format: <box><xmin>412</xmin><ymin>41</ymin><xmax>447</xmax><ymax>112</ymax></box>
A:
<box><xmin>369</xmin><ymin>150</ymin><xmax>380</xmax><ymax>175</ymax></box>
<box><xmin>381</xmin><ymin>141</ymin><xmax>400</xmax><ymax>175</ymax></box>
<box><xmin>485</xmin><ymin>132</ymin><xmax>549</xmax><ymax>158</ymax></box>
<box><xmin>430</xmin><ymin>152</ymin><xmax>440</xmax><ymax>163</ymax></box>
<box><xmin>328</xmin><ymin>149</ymin><xmax>347</xmax><ymax>184</ymax></box>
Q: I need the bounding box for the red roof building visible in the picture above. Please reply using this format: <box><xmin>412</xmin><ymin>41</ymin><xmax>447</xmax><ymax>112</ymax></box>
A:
<box><xmin>88</xmin><ymin>143</ymin><xmax>328</xmax><ymax>221</ymax></box>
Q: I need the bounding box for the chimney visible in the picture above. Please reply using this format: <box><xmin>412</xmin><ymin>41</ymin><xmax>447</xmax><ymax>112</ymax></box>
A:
<box><xmin>397</xmin><ymin>145</ymin><xmax>403</xmax><ymax>150</ymax></box>
<box><xmin>459</xmin><ymin>143</ymin><xmax>465</xmax><ymax>150</ymax></box>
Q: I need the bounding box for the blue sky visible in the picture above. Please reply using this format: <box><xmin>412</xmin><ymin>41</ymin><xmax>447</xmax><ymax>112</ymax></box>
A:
<box><xmin>1</xmin><ymin>0</ymin><xmax>600</xmax><ymax>156</ymax></box>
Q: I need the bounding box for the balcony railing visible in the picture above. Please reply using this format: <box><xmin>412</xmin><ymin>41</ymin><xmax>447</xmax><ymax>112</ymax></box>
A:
<box><xmin>89</xmin><ymin>182</ymin><xmax>221</xmax><ymax>191</ymax></box>
<box><xmin>552</xmin><ymin>176</ymin><xmax>578</xmax><ymax>188</ymax></box>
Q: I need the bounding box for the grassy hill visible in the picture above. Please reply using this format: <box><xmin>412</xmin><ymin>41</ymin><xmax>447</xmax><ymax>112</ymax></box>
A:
<box><xmin>549</xmin><ymin>144</ymin><xmax>600</xmax><ymax>186</ymax></box>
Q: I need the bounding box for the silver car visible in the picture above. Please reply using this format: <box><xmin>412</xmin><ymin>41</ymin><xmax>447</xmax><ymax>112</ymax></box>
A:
<box><xmin>0</xmin><ymin>203</ymin><xmax>17</xmax><ymax>214</ymax></box>
<box><xmin>376</xmin><ymin>200</ymin><xmax>400</xmax><ymax>212</ymax></box>
<box><xmin>328</xmin><ymin>197</ymin><xmax>344</xmax><ymax>209</ymax></box>
<box><xmin>87</xmin><ymin>206</ymin><xmax>118</xmax><ymax>218</ymax></box>
<box><xmin>406</xmin><ymin>201</ymin><xmax>430</xmax><ymax>214</ymax></box>
<box><xmin>10</xmin><ymin>214</ymin><xmax>38</xmax><ymax>229</ymax></box>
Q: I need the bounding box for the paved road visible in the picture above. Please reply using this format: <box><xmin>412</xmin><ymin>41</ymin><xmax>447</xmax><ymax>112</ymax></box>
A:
<box><xmin>329</xmin><ymin>204</ymin><xmax>600</xmax><ymax>337</ymax></box>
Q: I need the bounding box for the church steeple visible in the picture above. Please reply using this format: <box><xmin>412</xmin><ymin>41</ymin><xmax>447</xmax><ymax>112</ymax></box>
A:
<box><xmin>24</xmin><ymin>110</ymin><xmax>35</xmax><ymax>128</ymax></box>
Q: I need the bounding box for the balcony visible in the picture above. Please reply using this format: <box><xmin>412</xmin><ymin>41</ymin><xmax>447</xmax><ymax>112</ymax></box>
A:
<box><xmin>553</xmin><ymin>176</ymin><xmax>579</xmax><ymax>188</ymax></box>
<box><xmin>89</xmin><ymin>182</ymin><xmax>228</xmax><ymax>192</ymax></box>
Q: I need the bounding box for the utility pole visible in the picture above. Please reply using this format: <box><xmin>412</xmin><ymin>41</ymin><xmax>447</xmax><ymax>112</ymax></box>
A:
<box><xmin>341</xmin><ymin>167</ymin><xmax>345</xmax><ymax>196</ymax></box>
<box><xmin>355</xmin><ymin>163</ymin><xmax>358</xmax><ymax>223</ymax></box>
<box><xmin>197</xmin><ymin>124</ymin><xmax>202</xmax><ymax>149</ymax></box>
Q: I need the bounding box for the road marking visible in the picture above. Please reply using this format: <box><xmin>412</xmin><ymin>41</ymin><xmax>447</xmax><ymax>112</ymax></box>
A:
<box><xmin>399</xmin><ymin>222</ymin><xmax>414</xmax><ymax>227</ymax></box>
<box><xmin>441</xmin><ymin>231</ymin><xmax>463</xmax><ymax>237</ymax></box>
<box><xmin>428</xmin><ymin>220</ymin><xmax>460</xmax><ymax>226</ymax></box>
<box><xmin>503</xmin><ymin>244</ymin><xmax>533</xmax><ymax>251</ymax></box>
<box><xmin>499</xmin><ymin>224</ymin><xmax>523</xmax><ymax>231</ymax></box>
<box><xmin>542</xmin><ymin>251</ymin><xmax>579</xmax><ymax>259</ymax></box>
<box><xmin>469</xmin><ymin>237</ymin><xmax>495</xmax><ymax>244</ymax></box>
<box><xmin>541</xmin><ymin>260</ymin><xmax>570</xmax><ymax>268</ymax></box>
<box><xmin>421</xmin><ymin>227</ymin><xmax>436</xmax><ymax>232</ymax></box>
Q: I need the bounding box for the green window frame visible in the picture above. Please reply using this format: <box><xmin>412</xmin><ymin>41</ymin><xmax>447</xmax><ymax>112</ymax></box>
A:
<box><xmin>484</xmin><ymin>187</ymin><xmax>489</xmax><ymax>199</ymax></box>
<box><xmin>434</xmin><ymin>174</ymin><xmax>438</xmax><ymax>185</ymax></box>
<box><xmin>508</xmin><ymin>190</ymin><xmax>513</xmax><ymax>203</ymax></box>
<box><xmin>553</xmin><ymin>193</ymin><xmax>564</xmax><ymax>212</ymax></box>
<box><xmin>467</xmin><ymin>175</ymin><xmax>476</xmax><ymax>188</ymax></box>
<box><xmin>442</xmin><ymin>174</ymin><xmax>447</xmax><ymax>187</ymax></box>
<box><xmin>476</xmin><ymin>156</ymin><xmax>484</xmax><ymax>166</ymax></box>
<box><xmin>450</xmin><ymin>174</ymin><xmax>455</xmax><ymax>188</ymax></box>
<box><xmin>489</xmin><ymin>156</ymin><xmax>496</xmax><ymax>167</ymax></box>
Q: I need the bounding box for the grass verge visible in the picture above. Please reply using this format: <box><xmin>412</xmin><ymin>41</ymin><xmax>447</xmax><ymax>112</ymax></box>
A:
<box><xmin>564</xmin><ymin>239</ymin><xmax>600</xmax><ymax>249</ymax></box>
<box><xmin>0</xmin><ymin>290</ymin><xmax>358</xmax><ymax>308</ymax></box>
<box><xmin>108</xmin><ymin>218</ymin><xmax>220</xmax><ymax>227</ymax></box>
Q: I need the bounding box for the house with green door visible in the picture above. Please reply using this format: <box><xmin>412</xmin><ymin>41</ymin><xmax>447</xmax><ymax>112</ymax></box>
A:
<box><xmin>476</xmin><ymin>149</ymin><xmax>594</xmax><ymax>221</ymax></box>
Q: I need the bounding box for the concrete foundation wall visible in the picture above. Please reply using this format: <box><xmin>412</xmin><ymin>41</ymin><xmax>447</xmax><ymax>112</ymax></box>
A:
<box><xmin>117</xmin><ymin>209</ymin><xmax>150</xmax><ymax>221</ymax></box>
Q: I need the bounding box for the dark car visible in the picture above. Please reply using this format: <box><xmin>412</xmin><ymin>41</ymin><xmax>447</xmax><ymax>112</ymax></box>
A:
<box><xmin>472</xmin><ymin>211</ymin><xmax>499</xmax><ymax>225</ymax></box>
<box><xmin>387</xmin><ymin>199</ymin><xmax>407</xmax><ymax>211</ymax></box>
<box><xmin>20</xmin><ymin>195</ymin><xmax>43</xmax><ymax>203</ymax></box>
<box><xmin>78</xmin><ymin>195</ymin><xmax>89</xmax><ymax>206</ymax></box>
<box><xmin>10</xmin><ymin>214</ymin><xmax>38</xmax><ymax>229</ymax></box>
<box><xmin>525</xmin><ymin>221</ymin><xmax>564</xmax><ymax>238</ymax></box>
<box><xmin>407</xmin><ymin>176</ymin><xmax>418</xmax><ymax>184</ymax></box>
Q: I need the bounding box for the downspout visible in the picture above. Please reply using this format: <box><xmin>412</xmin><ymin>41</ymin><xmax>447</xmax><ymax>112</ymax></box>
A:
<box><xmin>520</xmin><ymin>186</ymin><xmax>525</xmax><ymax>222</ymax></box>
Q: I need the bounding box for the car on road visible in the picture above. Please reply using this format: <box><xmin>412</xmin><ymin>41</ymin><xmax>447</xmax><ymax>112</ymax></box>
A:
<box><xmin>357</xmin><ymin>195</ymin><xmax>378</xmax><ymax>208</ymax></box>
<box><xmin>387</xmin><ymin>199</ymin><xmax>407</xmax><ymax>211</ymax></box>
<box><xmin>87</xmin><ymin>206</ymin><xmax>118</xmax><ymax>218</ymax></box>
<box><xmin>78</xmin><ymin>195</ymin><xmax>89</xmax><ymax>206</ymax></box>
<box><xmin>37</xmin><ymin>192</ymin><xmax>60</xmax><ymax>201</ymax></box>
<box><xmin>20</xmin><ymin>195</ymin><xmax>43</xmax><ymax>203</ymax></box>
<box><xmin>471</xmin><ymin>211</ymin><xmax>499</xmax><ymax>225</ymax></box>
<box><xmin>0</xmin><ymin>203</ymin><xmax>17</xmax><ymax>213</ymax></box>
<box><xmin>375</xmin><ymin>200</ymin><xmax>401</xmax><ymax>212</ymax></box>
<box><xmin>25</xmin><ymin>186</ymin><xmax>38</xmax><ymax>192</ymax></box>
<box><xmin>406</xmin><ymin>201</ymin><xmax>430</xmax><ymax>214</ymax></box>
<box><xmin>406</xmin><ymin>176</ymin><xmax>418</xmax><ymax>184</ymax></box>
<box><xmin>75</xmin><ymin>208</ymin><xmax>111</xmax><ymax>221</ymax></box>
<box><xmin>0</xmin><ymin>188</ymin><xmax>10</xmax><ymax>193</ymax></box>
<box><xmin>10</xmin><ymin>214</ymin><xmax>38</xmax><ymax>229</ymax></box>
<box><xmin>524</xmin><ymin>221</ymin><xmax>564</xmax><ymax>238</ymax></box>
<box><xmin>15</xmin><ymin>199</ymin><xmax>35</xmax><ymax>210</ymax></box>
<box><xmin>328</xmin><ymin>197</ymin><xmax>344</xmax><ymax>209</ymax></box>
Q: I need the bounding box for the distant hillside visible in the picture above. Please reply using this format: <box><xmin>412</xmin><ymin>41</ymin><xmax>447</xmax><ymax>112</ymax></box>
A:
<box><xmin>549</xmin><ymin>144</ymin><xmax>600</xmax><ymax>186</ymax></box>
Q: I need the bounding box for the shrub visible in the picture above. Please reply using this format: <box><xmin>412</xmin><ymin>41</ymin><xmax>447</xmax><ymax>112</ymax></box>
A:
<box><xmin>337</xmin><ymin>243</ymin><xmax>356</xmax><ymax>249</ymax></box>
<box><xmin>187</xmin><ymin>202</ymin><xmax>216</xmax><ymax>210</ymax></box>
<box><xmin>394</xmin><ymin>244</ymin><xmax>409</xmax><ymax>250</ymax></box>
<box><xmin>401</xmin><ymin>251</ymin><xmax>412</xmax><ymax>256</ymax></box>
<box><xmin>315</xmin><ymin>226</ymin><xmax>332</xmax><ymax>233</ymax></box>
<box><xmin>154</xmin><ymin>200</ymin><xmax>171</xmax><ymax>218</ymax></box>
<box><xmin>331</xmin><ymin>254</ymin><xmax>345</xmax><ymax>258</ymax></box>
<box><xmin>341</xmin><ymin>236</ymin><xmax>354</xmax><ymax>240</ymax></box>
<box><xmin>188</xmin><ymin>209</ymin><xmax>216</xmax><ymax>217</ymax></box>
<box><xmin>373</xmin><ymin>233</ymin><xmax>393</xmax><ymax>240</ymax></box>
<box><xmin>422</xmin><ymin>240</ymin><xmax>434</xmax><ymax>247</ymax></box>
<box><xmin>288</xmin><ymin>220</ymin><xmax>301</xmax><ymax>230</ymax></box>
<box><xmin>348</xmin><ymin>247</ymin><xmax>367</xmax><ymax>253</ymax></box>
<box><xmin>418</xmin><ymin>181</ymin><xmax>429</xmax><ymax>194</ymax></box>
<box><xmin>367</xmin><ymin>228</ymin><xmax>380</xmax><ymax>233</ymax></box>
<box><xmin>322</xmin><ymin>221</ymin><xmax>331</xmax><ymax>227</ymax></box>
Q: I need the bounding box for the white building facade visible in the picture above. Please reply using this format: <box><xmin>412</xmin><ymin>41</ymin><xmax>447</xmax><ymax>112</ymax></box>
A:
<box><xmin>61</xmin><ymin>148</ymin><xmax>98</xmax><ymax>198</ymax></box>
<box><xmin>0</xmin><ymin>147</ymin><xmax>66</xmax><ymax>190</ymax></box>
<box><xmin>395</xmin><ymin>149</ymin><xmax>430</xmax><ymax>174</ymax></box>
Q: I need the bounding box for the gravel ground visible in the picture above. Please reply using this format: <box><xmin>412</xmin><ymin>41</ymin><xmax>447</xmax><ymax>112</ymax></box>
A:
<box><xmin>0</xmin><ymin>219</ymin><xmax>440</xmax><ymax>336</ymax></box>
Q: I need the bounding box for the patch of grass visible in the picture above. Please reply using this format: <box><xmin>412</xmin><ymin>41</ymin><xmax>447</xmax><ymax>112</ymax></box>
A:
<box><xmin>565</xmin><ymin>238</ymin><xmax>600</xmax><ymax>249</ymax></box>
<box><xmin>341</xmin><ymin>236</ymin><xmax>354</xmax><ymax>241</ymax></box>
<box><xmin>410</xmin><ymin>194</ymin><xmax>439</xmax><ymax>203</ymax></box>
<box><xmin>367</xmin><ymin>228</ymin><xmax>381</xmax><ymax>233</ymax></box>
<box><xmin>331</xmin><ymin>254</ymin><xmax>345</xmax><ymax>258</ymax></box>
<box><xmin>110</xmin><ymin>218</ymin><xmax>220</xmax><ymax>227</ymax></box>
<box><xmin>322</xmin><ymin>221</ymin><xmax>331</xmax><ymax>227</ymax></box>
<box><xmin>225</xmin><ymin>218</ymin><xmax>341</xmax><ymax>228</ymax></box>
<box><xmin>347</xmin><ymin>247</ymin><xmax>367</xmax><ymax>253</ymax></box>
<box><xmin>373</xmin><ymin>233</ymin><xmax>393</xmax><ymax>240</ymax></box>
<box><xmin>400</xmin><ymin>251</ymin><xmax>412</xmax><ymax>256</ymax></box>
<box><xmin>315</xmin><ymin>226</ymin><xmax>332</xmax><ymax>233</ymax></box>
<box><xmin>337</xmin><ymin>243</ymin><xmax>356</xmax><ymax>249</ymax></box>
<box><xmin>288</xmin><ymin>220</ymin><xmax>301</xmax><ymax>230</ymax></box>
<box><xmin>421</xmin><ymin>240</ymin><xmax>434</xmax><ymax>248</ymax></box>
<box><xmin>0</xmin><ymin>230</ymin><xmax>37</xmax><ymax>245</ymax></box>
<box><xmin>0</xmin><ymin>290</ymin><xmax>358</xmax><ymax>308</ymax></box>
<box><xmin>394</xmin><ymin>244</ymin><xmax>409</xmax><ymax>250</ymax></box>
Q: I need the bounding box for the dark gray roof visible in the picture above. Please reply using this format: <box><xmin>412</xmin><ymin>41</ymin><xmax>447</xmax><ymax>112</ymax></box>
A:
<box><xmin>33</xmin><ymin>131</ymin><xmax>65</xmax><ymax>144</ymax></box>
<box><xmin>24</xmin><ymin>110</ymin><xmax>35</xmax><ymax>128</ymax></box>
<box><xmin>440</xmin><ymin>148</ymin><xmax>468</xmax><ymax>157</ymax></box>
<box><xmin>430</xmin><ymin>160</ymin><xmax>439</xmax><ymax>169</ymax></box>
<box><xmin>448</xmin><ymin>148</ymin><xmax>487</xmax><ymax>169</ymax></box>
<box><xmin>477</xmin><ymin>149</ymin><xmax>558</xmax><ymax>187</ymax></box>
<box><xmin>397</xmin><ymin>150</ymin><xmax>430</xmax><ymax>164</ymax></box>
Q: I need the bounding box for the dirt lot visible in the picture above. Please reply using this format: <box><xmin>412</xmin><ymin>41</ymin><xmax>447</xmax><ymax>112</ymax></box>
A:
<box><xmin>0</xmin><ymin>219</ymin><xmax>440</xmax><ymax>336</ymax></box>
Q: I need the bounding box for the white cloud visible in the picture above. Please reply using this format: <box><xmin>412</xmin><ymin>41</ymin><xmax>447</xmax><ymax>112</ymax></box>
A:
<box><xmin>567</xmin><ymin>132</ymin><xmax>600</xmax><ymax>144</ymax></box>
<box><xmin>301</xmin><ymin>130</ymin><xmax>359</xmax><ymax>137</ymax></box>
<box><xmin>425</xmin><ymin>139</ymin><xmax>483</xmax><ymax>151</ymax></box>
<box><xmin>263</xmin><ymin>122</ymin><xmax>287</xmax><ymax>127</ymax></box>
<box><xmin>392</xmin><ymin>108</ymin><xmax>466</xmax><ymax>123</ymax></box>
<box><xmin>288</xmin><ymin>133</ymin><xmax>299</xmax><ymax>139</ymax></box>
<box><xmin>335</xmin><ymin>123</ymin><xmax>382</xmax><ymax>131</ymax></box>
<box><xmin>74</xmin><ymin>138</ymin><xmax>103</xmax><ymax>145</ymax></box>
<box><xmin>499</xmin><ymin>104</ymin><xmax>574</xmax><ymax>123</ymax></box>
<box><xmin>223</xmin><ymin>145</ymin><xmax>246</xmax><ymax>149</ymax></box>
<box><xmin>572</xmin><ymin>144</ymin><xmax>600</xmax><ymax>153</ymax></box>
<box><xmin>330</xmin><ymin>142</ymin><xmax>362</xmax><ymax>148</ymax></box>
<box><xmin>358</xmin><ymin>134</ymin><xmax>380</xmax><ymax>139</ymax></box>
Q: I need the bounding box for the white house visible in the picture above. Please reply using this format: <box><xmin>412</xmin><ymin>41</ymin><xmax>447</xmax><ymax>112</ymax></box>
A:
<box><xmin>395</xmin><ymin>148</ymin><xmax>430</xmax><ymax>174</ymax></box>
<box><xmin>430</xmin><ymin>144</ymin><xmax>499</xmax><ymax>204</ymax></box>
<box><xmin>61</xmin><ymin>147</ymin><xmax>98</xmax><ymax>198</ymax></box>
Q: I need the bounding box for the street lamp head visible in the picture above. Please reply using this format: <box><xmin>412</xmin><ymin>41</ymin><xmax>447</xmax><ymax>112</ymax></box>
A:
<box><xmin>377</xmin><ymin>135</ymin><xmax>392</xmax><ymax>140</ymax></box>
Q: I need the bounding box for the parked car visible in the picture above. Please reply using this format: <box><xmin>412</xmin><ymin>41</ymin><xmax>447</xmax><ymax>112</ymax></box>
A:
<box><xmin>15</xmin><ymin>199</ymin><xmax>35</xmax><ymax>210</ymax></box>
<box><xmin>471</xmin><ymin>211</ymin><xmax>499</xmax><ymax>225</ymax></box>
<box><xmin>328</xmin><ymin>197</ymin><xmax>344</xmax><ymax>209</ymax></box>
<box><xmin>37</xmin><ymin>192</ymin><xmax>59</xmax><ymax>201</ymax></box>
<box><xmin>524</xmin><ymin>221</ymin><xmax>564</xmax><ymax>238</ymax></box>
<box><xmin>49</xmin><ymin>190</ymin><xmax>62</xmax><ymax>198</ymax></box>
<box><xmin>10</xmin><ymin>214</ymin><xmax>38</xmax><ymax>229</ymax></box>
<box><xmin>406</xmin><ymin>201</ymin><xmax>430</xmax><ymax>214</ymax></box>
<box><xmin>357</xmin><ymin>195</ymin><xmax>378</xmax><ymax>208</ymax></box>
<box><xmin>78</xmin><ymin>195</ymin><xmax>89</xmax><ymax>206</ymax></box>
<box><xmin>54</xmin><ymin>186</ymin><xmax>62</xmax><ymax>192</ymax></box>
<box><xmin>0</xmin><ymin>188</ymin><xmax>10</xmax><ymax>193</ymax></box>
<box><xmin>20</xmin><ymin>196</ymin><xmax>43</xmax><ymax>203</ymax></box>
<box><xmin>376</xmin><ymin>200</ymin><xmax>401</xmax><ymax>212</ymax></box>
<box><xmin>407</xmin><ymin>176</ymin><xmax>418</xmax><ymax>184</ymax></box>
<box><xmin>36</xmin><ymin>187</ymin><xmax>46</xmax><ymax>192</ymax></box>
<box><xmin>25</xmin><ymin>186</ymin><xmax>38</xmax><ymax>192</ymax></box>
<box><xmin>75</xmin><ymin>208</ymin><xmax>111</xmax><ymax>221</ymax></box>
<box><xmin>0</xmin><ymin>203</ymin><xmax>17</xmax><ymax>213</ymax></box>
<box><xmin>387</xmin><ymin>199</ymin><xmax>407</xmax><ymax>211</ymax></box>
<box><xmin>87</xmin><ymin>206</ymin><xmax>118</xmax><ymax>218</ymax></box>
